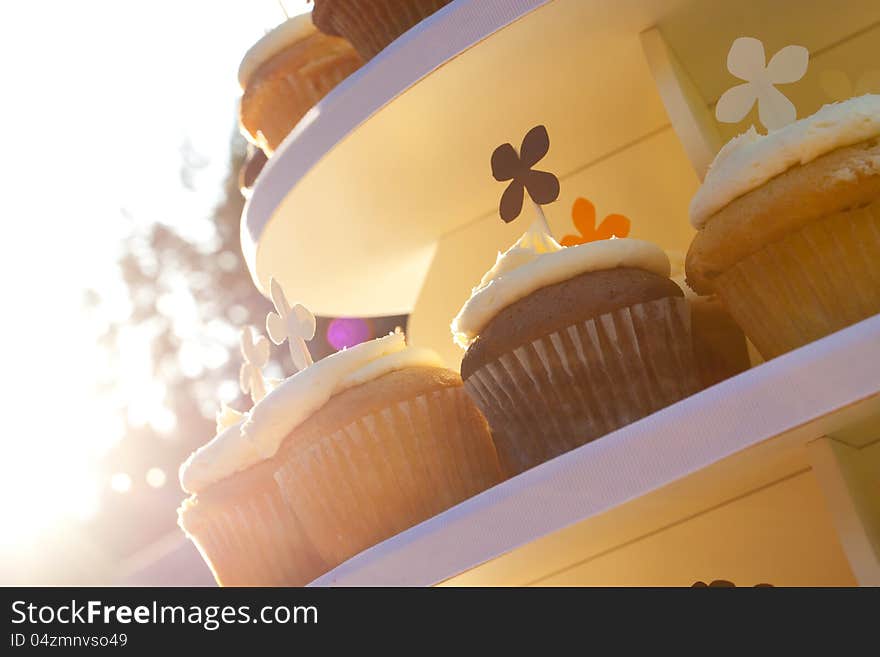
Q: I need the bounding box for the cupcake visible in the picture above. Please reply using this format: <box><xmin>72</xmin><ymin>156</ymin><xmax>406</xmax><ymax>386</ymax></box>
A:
<box><xmin>311</xmin><ymin>0</ymin><xmax>451</xmax><ymax>60</ymax></box>
<box><xmin>178</xmin><ymin>407</ymin><xmax>327</xmax><ymax>587</ymax></box>
<box><xmin>451</xmin><ymin>222</ymin><xmax>703</xmax><ymax>476</ymax></box>
<box><xmin>668</xmin><ymin>253</ymin><xmax>751</xmax><ymax>388</ymax></box>
<box><xmin>263</xmin><ymin>331</ymin><xmax>502</xmax><ymax>567</ymax></box>
<box><xmin>687</xmin><ymin>95</ymin><xmax>880</xmax><ymax>359</ymax></box>
<box><xmin>238</xmin><ymin>14</ymin><xmax>362</xmax><ymax>155</ymax></box>
<box><xmin>180</xmin><ymin>330</ymin><xmax>502</xmax><ymax>578</ymax></box>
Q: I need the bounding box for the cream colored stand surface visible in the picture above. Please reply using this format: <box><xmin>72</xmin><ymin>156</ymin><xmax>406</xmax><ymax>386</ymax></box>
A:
<box><xmin>242</xmin><ymin>0</ymin><xmax>880</xmax><ymax>585</ymax></box>
<box><xmin>242</xmin><ymin>0</ymin><xmax>880</xmax><ymax>361</ymax></box>
<box><xmin>407</xmin><ymin>0</ymin><xmax>880</xmax><ymax>369</ymax></box>
<box><xmin>310</xmin><ymin>316</ymin><xmax>880</xmax><ymax>587</ymax></box>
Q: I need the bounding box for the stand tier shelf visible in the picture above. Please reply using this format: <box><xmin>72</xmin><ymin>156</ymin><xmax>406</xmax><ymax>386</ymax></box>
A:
<box><xmin>311</xmin><ymin>316</ymin><xmax>880</xmax><ymax>586</ymax></box>
<box><xmin>240</xmin><ymin>0</ymin><xmax>880</xmax><ymax>585</ymax></box>
<box><xmin>242</xmin><ymin>0</ymin><xmax>880</xmax><ymax>366</ymax></box>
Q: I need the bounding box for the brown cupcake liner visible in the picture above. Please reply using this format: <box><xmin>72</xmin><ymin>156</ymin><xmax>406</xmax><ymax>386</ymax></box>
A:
<box><xmin>314</xmin><ymin>0</ymin><xmax>451</xmax><ymax>60</ymax></box>
<box><xmin>688</xmin><ymin>295</ymin><xmax>752</xmax><ymax>389</ymax></box>
<box><xmin>693</xmin><ymin>334</ymin><xmax>747</xmax><ymax>389</ymax></box>
<box><xmin>273</xmin><ymin>385</ymin><xmax>502</xmax><ymax>567</ymax></box>
<box><xmin>241</xmin><ymin>37</ymin><xmax>362</xmax><ymax>153</ymax></box>
<box><xmin>178</xmin><ymin>484</ymin><xmax>327</xmax><ymax>587</ymax></box>
<box><xmin>463</xmin><ymin>297</ymin><xmax>702</xmax><ymax>476</ymax></box>
<box><xmin>715</xmin><ymin>199</ymin><xmax>880</xmax><ymax>359</ymax></box>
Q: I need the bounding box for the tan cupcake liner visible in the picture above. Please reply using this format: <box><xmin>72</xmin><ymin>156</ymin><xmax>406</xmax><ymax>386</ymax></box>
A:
<box><xmin>179</xmin><ymin>485</ymin><xmax>327</xmax><ymax>587</ymax></box>
<box><xmin>464</xmin><ymin>297</ymin><xmax>702</xmax><ymax>476</ymax></box>
<box><xmin>315</xmin><ymin>0</ymin><xmax>451</xmax><ymax>60</ymax></box>
<box><xmin>715</xmin><ymin>199</ymin><xmax>880</xmax><ymax>359</ymax></box>
<box><xmin>273</xmin><ymin>385</ymin><xmax>502</xmax><ymax>567</ymax></box>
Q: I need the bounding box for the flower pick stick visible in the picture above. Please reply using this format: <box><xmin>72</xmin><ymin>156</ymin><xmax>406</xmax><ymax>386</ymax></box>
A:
<box><xmin>531</xmin><ymin>200</ymin><xmax>552</xmax><ymax>235</ymax></box>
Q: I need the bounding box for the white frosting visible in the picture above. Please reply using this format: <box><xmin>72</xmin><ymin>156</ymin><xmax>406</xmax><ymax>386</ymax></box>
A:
<box><xmin>238</xmin><ymin>14</ymin><xmax>317</xmax><ymax>89</ymax></box>
<box><xmin>179</xmin><ymin>419</ymin><xmax>258</xmax><ymax>496</ymax></box>
<box><xmin>179</xmin><ymin>333</ymin><xmax>444</xmax><ymax>493</ymax></box>
<box><xmin>451</xmin><ymin>222</ymin><xmax>671</xmax><ymax>347</ymax></box>
<box><xmin>215</xmin><ymin>402</ymin><xmax>245</xmax><ymax>433</ymax></box>
<box><xmin>691</xmin><ymin>94</ymin><xmax>880</xmax><ymax>228</ymax></box>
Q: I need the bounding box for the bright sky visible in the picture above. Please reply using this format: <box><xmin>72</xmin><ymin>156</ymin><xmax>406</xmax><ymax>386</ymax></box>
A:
<box><xmin>0</xmin><ymin>0</ymin><xmax>309</xmax><ymax>551</ymax></box>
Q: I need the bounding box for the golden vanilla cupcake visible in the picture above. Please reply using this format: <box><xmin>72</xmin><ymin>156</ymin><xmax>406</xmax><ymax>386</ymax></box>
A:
<box><xmin>268</xmin><ymin>338</ymin><xmax>502</xmax><ymax>567</ymax></box>
<box><xmin>312</xmin><ymin>0</ymin><xmax>451</xmax><ymax>60</ymax></box>
<box><xmin>452</xmin><ymin>223</ymin><xmax>702</xmax><ymax>476</ymax></box>
<box><xmin>179</xmin><ymin>327</ymin><xmax>502</xmax><ymax>580</ymax></box>
<box><xmin>178</xmin><ymin>407</ymin><xmax>327</xmax><ymax>587</ymax></box>
<box><xmin>687</xmin><ymin>95</ymin><xmax>880</xmax><ymax>359</ymax></box>
<box><xmin>238</xmin><ymin>14</ymin><xmax>362</xmax><ymax>155</ymax></box>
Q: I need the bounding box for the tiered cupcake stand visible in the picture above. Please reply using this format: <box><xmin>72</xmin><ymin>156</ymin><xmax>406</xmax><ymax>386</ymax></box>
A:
<box><xmin>242</xmin><ymin>0</ymin><xmax>880</xmax><ymax>585</ymax></box>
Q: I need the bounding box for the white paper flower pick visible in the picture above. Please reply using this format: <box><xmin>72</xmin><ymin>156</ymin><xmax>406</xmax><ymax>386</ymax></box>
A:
<box><xmin>266</xmin><ymin>278</ymin><xmax>315</xmax><ymax>372</ymax></box>
<box><xmin>239</xmin><ymin>326</ymin><xmax>271</xmax><ymax>403</ymax></box>
<box><xmin>715</xmin><ymin>37</ymin><xmax>808</xmax><ymax>131</ymax></box>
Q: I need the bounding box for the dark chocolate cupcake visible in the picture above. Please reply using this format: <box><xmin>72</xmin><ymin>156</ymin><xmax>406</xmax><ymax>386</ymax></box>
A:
<box><xmin>311</xmin><ymin>0</ymin><xmax>452</xmax><ymax>60</ymax></box>
<box><xmin>452</xmin><ymin>223</ymin><xmax>702</xmax><ymax>476</ymax></box>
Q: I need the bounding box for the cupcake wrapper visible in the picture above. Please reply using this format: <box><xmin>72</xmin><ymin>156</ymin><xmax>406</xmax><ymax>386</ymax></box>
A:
<box><xmin>693</xmin><ymin>337</ymin><xmax>744</xmax><ymax>389</ymax></box>
<box><xmin>715</xmin><ymin>200</ymin><xmax>880</xmax><ymax>359</ymax></box>
<box><xmin>273</xmin><ymin>386</ymin><xmax>502</xmax><ymax>567</ymax></box>
<box><xmin>319</xmin><ymin>0</ymin><xmax>451</xmax><ymax>60</ymax></box>
<box><xmin>689</xmin><ymin>299</ymin><xmax>752</xmax><ymax>389</ymax></box>
<box><xmin>180</xmin><ymin>486</ymin><xmax>327</xmax><ymax>587</ymax></box>
<box><xmin>464</xmin><ymin>297</ymin><xmax>702</xmax><ymax>476</ymax></box>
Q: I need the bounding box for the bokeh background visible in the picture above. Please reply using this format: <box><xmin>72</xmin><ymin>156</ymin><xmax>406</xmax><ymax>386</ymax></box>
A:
<box><xmin>0</xmin><ymin>0</ymin><xmax>403</xmax><ymax>585</ymax></box>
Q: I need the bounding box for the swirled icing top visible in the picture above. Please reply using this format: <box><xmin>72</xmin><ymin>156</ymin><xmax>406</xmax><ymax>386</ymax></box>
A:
<box><xmin>691</xmin><ymin>94</ymin><xmax>880</xmax><ymax>228</ymax></box>
<box><xmin>451</xmin><ymin>221</ymin><xmax>670</xmax><ymax>347</ymax></box>
<box><xmin>179</xmin><ymin>332</ymin><xmax>444</xmax><ymax>493</ymax></box>
<box><xmin>238</xmin><ymin>14</ymin><xmax>317</xmax><ymax>89</ymax></box>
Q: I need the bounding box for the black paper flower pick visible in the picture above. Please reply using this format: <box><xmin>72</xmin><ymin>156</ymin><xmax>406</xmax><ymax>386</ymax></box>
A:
<box><xmin>491</xmin><ymin>125</ymin><xmax>560</xmax><ymax>223</ymax></box>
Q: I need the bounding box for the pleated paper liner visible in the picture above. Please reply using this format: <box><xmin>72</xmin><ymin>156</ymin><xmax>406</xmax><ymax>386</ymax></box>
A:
<box><xmin>273</xmin><ymin>385</ymin><xmax>502</xmax><ymax>568</ymax></box>
<box><xmin>464</xmin><ymin>296</ymin><xmax>702</xmax><ymax>477</ymax></box>
<box><xmin>178</xmin><ymin>474</ymin><xmax>327</xmax><ymax>587</ymax></box>
<box><xmin>314</xmin><ymin>0</ymin><xmax>452</xmax><ymax>60</ymax></box>
<box><xmin>689</xmin><ymin>295</ymin><xmax>752</xmax><ymax>389</ymax></box>
<box><xmin>241</xmin><ymin>37</ymin><xmax>362</xmax><ymax>153</ymax></box>
<box><xmin>715</xmin><ymin>198</ymin><xmax>880</xmax><ymax>360</ymax></box>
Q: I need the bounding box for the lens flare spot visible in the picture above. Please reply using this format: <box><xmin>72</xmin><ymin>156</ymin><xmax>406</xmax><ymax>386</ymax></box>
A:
<box><xmin>146</xmin><ymin>467</ymin><xmax>167</xmax><ymax>488</ymax></box>
<box><xmin>326</xmin><ymin>317</ymin><xmax>371</xmax><ymax>350</ymax></box>
<box><xmin>110</xmin><ymin>472</ymin><xmax>132</xmax><ymax>493</ymax></box>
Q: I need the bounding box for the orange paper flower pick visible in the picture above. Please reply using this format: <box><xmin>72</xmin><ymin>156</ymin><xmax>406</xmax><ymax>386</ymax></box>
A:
<box><xmin>560</xmin><ymin>198</ymin><xmax>631</xmax><ymax>246</ymax></box>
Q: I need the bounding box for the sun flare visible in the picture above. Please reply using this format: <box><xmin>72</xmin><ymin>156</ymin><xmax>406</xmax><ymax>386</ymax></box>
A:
<box><xmin>0</xmin><ymin>0</ymin><xmax>311</xmax><ymax>557</ymax></box>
